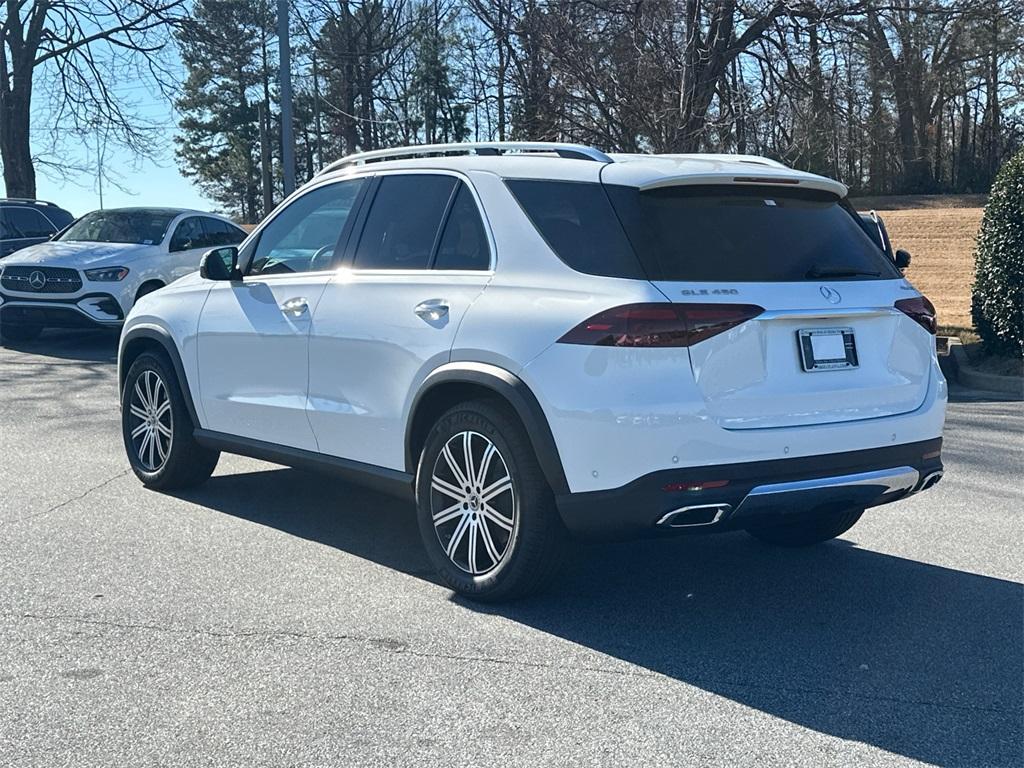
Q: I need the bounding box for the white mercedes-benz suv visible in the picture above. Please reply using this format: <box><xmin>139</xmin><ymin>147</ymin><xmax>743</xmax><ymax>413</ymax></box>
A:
<box><xmin>117</xmin><ymin>143</ymin><xmax>947</xmax><ymax>601</ymax></box>
<box><xmin>0</xmin><ymin>207</ymin><xmax>245</xmax><ymax>343</ymax></box>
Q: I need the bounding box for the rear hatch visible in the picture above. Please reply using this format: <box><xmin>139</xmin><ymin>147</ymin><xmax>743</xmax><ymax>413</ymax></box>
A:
<box><xmin>603</xmin><ymin>183</ymin><xmax>933</xmax><ymax>430</ymax></box>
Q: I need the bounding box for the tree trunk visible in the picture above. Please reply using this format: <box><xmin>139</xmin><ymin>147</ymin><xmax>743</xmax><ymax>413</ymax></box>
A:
<box><xmin>0</xmin><ymin>78</ymin><xmax>36</xmax><ymax>198</ymax></box>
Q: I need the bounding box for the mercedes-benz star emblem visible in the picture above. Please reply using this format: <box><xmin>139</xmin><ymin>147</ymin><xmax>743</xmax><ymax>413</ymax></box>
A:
<box><xmin>28</xmin><ymin>270</ymin><xmax>47</xmax><ymax>291</ymax></box>
<box><xmin>820</xmin><ymin>285</ymin><xmax>841</xmax><ymax>304</ymax></box>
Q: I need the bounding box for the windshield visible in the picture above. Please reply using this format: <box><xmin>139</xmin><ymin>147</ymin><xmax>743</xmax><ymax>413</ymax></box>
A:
<box><xmin>605</xmin><ymin>185</ymin><xmax>901</xmax><ymax>282</ymax></box>
<box><xmin>58</xmin><ymin>210</ymin><xmax>177</xmax><ymax>245</ymax></box>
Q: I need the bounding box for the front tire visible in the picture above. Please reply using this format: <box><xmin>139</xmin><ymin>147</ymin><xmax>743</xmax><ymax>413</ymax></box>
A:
<box><xmin>415</xmin><ymin>400</ymin><xmax>566</xmax><ymax>602</ymax></box>
<box><xmin>121</xmin><ymin>352</ymin><xmax>219</xmax><ymax>490</ymax></box>
<box><xmin>745</xmin><ymin>507</ymin><xmax>864</xmax><ymax>547</ymax></box>
<box><xmin>1</xmin><ymin>322</ymin><xmax>43</xmax><ymax>343</ymax></box>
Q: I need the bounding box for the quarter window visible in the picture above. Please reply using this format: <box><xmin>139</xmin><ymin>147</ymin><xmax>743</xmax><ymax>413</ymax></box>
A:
<box><xmin>249</xmin><ymin>179</ymin><xmax>365</xmax><ymax>275</ymax></box>
<box><xmin>353</xmin><ymin>175</ymin><xmax>457</xmax><ymax>270</ymax></box>
<box><xmin>434</xmin><ymin>184</ymin><xmax>489</xmax><ymax>270</ymax></box>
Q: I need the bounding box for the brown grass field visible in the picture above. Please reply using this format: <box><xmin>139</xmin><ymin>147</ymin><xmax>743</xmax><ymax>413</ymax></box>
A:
<box><xmin>850</xmin><ymin>195</ymin><xmax>985</xmax><ymax>333</ymax></box>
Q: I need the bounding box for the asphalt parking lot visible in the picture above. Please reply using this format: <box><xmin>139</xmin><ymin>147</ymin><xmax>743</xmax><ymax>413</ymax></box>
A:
<box><xmin>1</xmin><ymin>330</ymin><xmax>1021</xmax><ymax>767</ymax></box>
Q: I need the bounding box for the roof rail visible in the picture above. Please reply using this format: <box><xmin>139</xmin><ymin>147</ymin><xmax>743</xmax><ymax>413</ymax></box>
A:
<box><xmin>0</xmin><ymin>198</ymin><xmax>60</xmax><ymax>207</ymax></box>
<box><xmin>318</xmin><ymin>142</ymin><xmax>613</xmax><ymax>175</ymax></box>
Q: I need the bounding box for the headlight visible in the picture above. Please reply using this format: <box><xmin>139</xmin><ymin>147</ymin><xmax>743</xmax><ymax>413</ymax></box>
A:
<box><xmin>84</xmin><ymin>266</ymin><xmax>129</xmax><ymax>281</ymax></box>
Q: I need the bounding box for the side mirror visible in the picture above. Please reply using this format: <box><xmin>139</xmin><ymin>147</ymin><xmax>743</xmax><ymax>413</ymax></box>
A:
<box><xmin>200</xmin><ymin>246</ymin><xmax>241</xmax><ymax>281</ymax></box>
<box><xmin>895</xmin><ymin>249</ymin><xmax>911</xmax><ymax>270</ymax></box>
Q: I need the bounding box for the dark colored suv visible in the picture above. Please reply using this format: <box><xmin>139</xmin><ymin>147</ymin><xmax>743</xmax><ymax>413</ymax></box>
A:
<box><xmin>0</xmin><ymin>199</ymin><xmax>75</xmax><ymax>258</ymax></box>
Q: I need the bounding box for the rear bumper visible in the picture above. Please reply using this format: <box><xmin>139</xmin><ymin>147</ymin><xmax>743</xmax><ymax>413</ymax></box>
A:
<box><xmin>0</xmin><ymin>293</ymin><xmax>124</xmax><ymax>328</ymax></box>
<box><xmin>555</xmin><ymin>438</ymin><xmax>943</xmax><ymax>537</ymax></box>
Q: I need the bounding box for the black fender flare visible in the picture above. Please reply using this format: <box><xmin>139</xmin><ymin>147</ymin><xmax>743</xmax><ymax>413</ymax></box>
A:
<box><xmin>405</xmin><ymin>362</ymin><xmax>569</xmax><ymax>495</ymax></box>
<box><xmin>119</xmin><ymin>325</ymin><xmax>201</xmax><ymax>427</ymax></box>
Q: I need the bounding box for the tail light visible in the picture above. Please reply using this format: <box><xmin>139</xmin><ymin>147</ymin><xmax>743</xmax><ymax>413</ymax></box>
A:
<box><xmin>558</xmin><ymin>303</ymin><xmax>765</xmax><ymax>347</ymax></box>
<box><xmin>895</xmin><ymin>296</ymin><xmax>937</xmax><ymax>335</ymax></box>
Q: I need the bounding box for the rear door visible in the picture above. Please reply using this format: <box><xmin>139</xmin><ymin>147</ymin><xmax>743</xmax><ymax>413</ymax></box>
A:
<box><xmin>603</xmin><ymin>183</ymin><xmax>931</xmax><ymax>430</ymax></box>
<box><xmin>307</xmin><ymin>173</ymin><xmax>492</xmax><ymax>470</ymax></box>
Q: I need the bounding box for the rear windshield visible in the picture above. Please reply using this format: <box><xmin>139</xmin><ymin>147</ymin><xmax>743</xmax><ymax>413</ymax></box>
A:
<box><xmin>59</xmin><ymin>210</ymin><xmax>177</xmax><ymax>245</ymax></box>
<box><xmin>605</xmin><ymin>184</ymin><xmax>901</xmax><ymax>281</ymax></box>
<box><xmin>507</xmin><ymin>180</ymin><xmax>900</xmax><ymax>282</ymax></box>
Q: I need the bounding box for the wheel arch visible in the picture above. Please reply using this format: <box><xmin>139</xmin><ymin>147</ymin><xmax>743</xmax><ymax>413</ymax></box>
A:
<box><xmin>119</xmin><ymin>326</ymin><xmax>200</xmax><ymax>426</ymax></box>
<box><xmin>134</xmin><ymin>279</ymin><xmax>166</xmax><ymax>304</ymax></box>
<box><xmin>405</xmin><ymin>363</ymin><xmax>569</xmax><ymax>495</ymax></box>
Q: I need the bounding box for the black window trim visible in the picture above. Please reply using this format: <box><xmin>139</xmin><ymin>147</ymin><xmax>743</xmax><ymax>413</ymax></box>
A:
<box><xmin>340</xmin><ymin>170</ymin><xmax>495</xmax><ymax>274</ymax></box>
<box><xmin>238</xmin><ymin>176</ymin><xmax>372</xmax><ymax>278</ymax></box>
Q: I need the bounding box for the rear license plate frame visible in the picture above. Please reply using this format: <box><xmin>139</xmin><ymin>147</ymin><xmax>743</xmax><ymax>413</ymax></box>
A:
<box><xmin>798</xmin><ymin>327</ymin><xmax>858</xmax><ymax>372</ymax></box>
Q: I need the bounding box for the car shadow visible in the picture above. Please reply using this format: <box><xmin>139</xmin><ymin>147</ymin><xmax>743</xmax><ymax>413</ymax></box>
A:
<box><xmin>178</xmin><ymin>466</ymin><xmax>1022</xmax><ymax>767</ymax></box>
<box><xmin>0</xmin><ymin>327</ymin><xmax>118</xmax><ymax>363</ymax></box>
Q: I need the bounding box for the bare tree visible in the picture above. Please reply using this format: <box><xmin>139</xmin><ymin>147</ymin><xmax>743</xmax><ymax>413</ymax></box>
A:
<box><xmin>0</xmin><ymin>0</ymin><xmax>185</xmax><ymax>198</ymax></box>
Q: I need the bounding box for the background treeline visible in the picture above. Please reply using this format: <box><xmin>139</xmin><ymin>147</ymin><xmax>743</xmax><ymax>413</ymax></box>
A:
<box><xmin>175</xmin><ymin>0</ymin><xmax>1024</xmax><ymax>221</ymax></box>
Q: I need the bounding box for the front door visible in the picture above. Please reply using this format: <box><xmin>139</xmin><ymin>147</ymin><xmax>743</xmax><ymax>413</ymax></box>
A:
<box><xmin>308</xmin><ymin>174</ymin><xmax>492</xmax><ymax>470</ymax></box>
<box><xmin>196</xmin><ymin>178</ymin><xmax>367</xmax><ymax>450</ymax></box>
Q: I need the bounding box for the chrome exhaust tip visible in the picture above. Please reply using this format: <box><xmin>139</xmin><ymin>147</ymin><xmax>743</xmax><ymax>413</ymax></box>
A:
<box><xmin>657</xmin><ymin>503</ymin><xmax>731</xmax><ymax>528</ymax></box>
<box><xmin>914</xmin><ymin>470</ymin><xmax>944</xmax><ymax>493</ymax></box>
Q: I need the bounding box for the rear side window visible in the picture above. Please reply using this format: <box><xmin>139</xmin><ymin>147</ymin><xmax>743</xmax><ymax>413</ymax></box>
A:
<box><xmin>605</xmin><ymin>185</ymin><xmax>902</xmax><ymax>282</ymax></box>
<box><xmin>354</xmin><ymin>175</ymin><xmax>457</xmax><ymax>270</ymax></box>
<box><xmin>434</xmin><ymin>185</ymin><xmax>489</xmax><ymax>270</ymax></box>
<box><xmin>202</xmin><ymin>217</ymin><xmax>245</xmax><ymax>247</ymax></box>
<box><xmin>506</xmin><ymin>180</ymin><xmax>644</xmax><ymax>279</ymax></box>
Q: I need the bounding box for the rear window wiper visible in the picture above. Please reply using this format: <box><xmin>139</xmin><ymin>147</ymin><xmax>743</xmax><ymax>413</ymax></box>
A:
<box><xmin>805</xmin><ymin>266</ymin><xmax>880</xmax><ymax>278</ymax></box>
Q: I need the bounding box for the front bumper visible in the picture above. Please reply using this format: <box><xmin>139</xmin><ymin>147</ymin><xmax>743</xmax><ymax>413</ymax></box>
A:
<box><xmin>0</xmin><ymin>293</ymin><xmax>124</xmax><ymax>328</ymax></box>
<box><xmin>555</xmin><ymin>438</ymin><xmax>943</xmax><ymax>538</ymax></box>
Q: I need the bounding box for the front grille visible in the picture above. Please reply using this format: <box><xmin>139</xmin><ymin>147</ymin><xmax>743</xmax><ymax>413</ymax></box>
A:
<box><xmin>0</xmin><ymin>265</ymin><xmax>82</xmax><ymax>293</ymax></box>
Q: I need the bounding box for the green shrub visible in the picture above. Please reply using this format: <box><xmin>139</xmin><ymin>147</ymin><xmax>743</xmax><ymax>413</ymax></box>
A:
<box><xmin>972</xmin><ymin>150</ymin><xmax>1024</xmax><ymax>356</ymax></box>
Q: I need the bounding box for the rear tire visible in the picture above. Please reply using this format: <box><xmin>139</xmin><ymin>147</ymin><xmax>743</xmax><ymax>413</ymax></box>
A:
<box><xmin>415</xmin><ymin>399</ymin><xmax>566</xmax><ymax>602</ymax></box>
<box><xmin>121</xmin><ymin>351</ymin><xmax>219</xmax><ymax>490</ymax></box>
<box><xmin>745</xmin><ymin>508</ymin><xmax>864</xmax><ymax>547</ymax></box>
<box><xmin>1</xmin><ymin>322</ymin><xmax>43</xmax><ymax>343</ymax></box>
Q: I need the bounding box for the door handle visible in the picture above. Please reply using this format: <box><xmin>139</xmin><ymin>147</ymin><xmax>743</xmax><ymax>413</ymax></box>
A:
<box><xmin>414</xmin><ymin>299</ymin><xmax>449</xmax><ymax>321</ymax></box>
<box><xmin>280</xmin><ymin>297</ymin><xmax>309</xmax><ymax>316</ymax></box>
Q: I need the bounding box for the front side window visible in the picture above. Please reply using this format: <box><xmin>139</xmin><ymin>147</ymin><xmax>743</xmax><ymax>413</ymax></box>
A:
<box><xmin>434</xmin><ymin>185</ymin><xmax>490</xmax><ymax>270</ymax></box>
<box><xmin>5</xmin><ymin>207</ymin><xmax>57</xmax><ymax>239</ymax></box>
<box><xmin>353</xmin><ymin>175</ymin><xmax>457</xmax><ymax>270</ymax></box>
<box><xmin>59</xmin><ymin>210</ymin><xmax>177</xmax><ymax>245</ymax></box>
<box><xmin>249</xmin><ymin>179</ymin><xmax>365</xmax><ymax>275</ymax></box>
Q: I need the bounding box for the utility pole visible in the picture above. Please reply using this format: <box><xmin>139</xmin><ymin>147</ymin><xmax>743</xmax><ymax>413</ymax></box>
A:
<box><xmin>94</xmin><ymin>128</ymin><xmax>105</xmax><ymax>210</ymax></box>
<box><xmin>258</xmin><ymin>101</ymin><xmax>274</xmax><ymax>217</ymax></box>
<box><xmin>312</xmin><ymin>51</ymin><xmax>324</xmax><ymax>171</ymax></box>
<box><xmin>278</xmin><ymin>0</ymin><xmax>296</xmax><ymax>196</ymax></box>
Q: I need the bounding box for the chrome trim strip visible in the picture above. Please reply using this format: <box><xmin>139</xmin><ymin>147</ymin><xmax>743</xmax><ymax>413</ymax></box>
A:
<box><xmin>657</xmin><ymin>503</ymin><xmax>732</xmax><ymax>528</ymax></box>
<box><xmin>912</xmin><ymin>470</ymin><xmax>943</xmax><ymax>494</ymax></box>
<box><xmin>745</xmin><ymin>466</ymin><xmax>919</xmax><ymax>499</ymax></box>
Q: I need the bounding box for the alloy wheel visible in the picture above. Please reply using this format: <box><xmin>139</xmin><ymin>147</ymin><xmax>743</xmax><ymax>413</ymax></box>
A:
<box><xmin>430</xmin><ymin>430</ymin><xmax>517</xmax><ymax>575</ymax></box>
<box><xmin>127</xmin><ymin>369</ymin><xmax>173</xmax><ymax>471</ymax></box>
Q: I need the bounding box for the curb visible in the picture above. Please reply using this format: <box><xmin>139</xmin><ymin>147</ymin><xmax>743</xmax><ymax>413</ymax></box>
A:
<box><xmin>949</xmin><ymin>343</ymin><xmax>1024</xmax><ymax>398</ymax></box>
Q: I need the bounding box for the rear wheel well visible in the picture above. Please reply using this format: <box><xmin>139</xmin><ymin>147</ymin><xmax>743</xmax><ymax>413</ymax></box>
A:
<box><xmin>407</xmin><ymin>383</ymin><xmax>515</xmax><ymax>474</ymax></box>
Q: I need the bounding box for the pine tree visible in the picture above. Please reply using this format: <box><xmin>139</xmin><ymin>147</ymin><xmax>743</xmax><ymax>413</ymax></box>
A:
<box><xmin>175</xmin><ymin>0</ymin><xmax>275</xmax><ymax>222</ymax></box>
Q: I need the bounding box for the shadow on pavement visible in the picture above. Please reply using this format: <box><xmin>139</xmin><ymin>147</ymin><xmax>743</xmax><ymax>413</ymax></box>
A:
<box><xmin>180</xmin><ymin>466</ymin><xmax>1023</xmax><ymax>767</ymax></box>
<box><xmin>0</xmin><ymin>327</ymin><xmax>118</xmax><ymax>363</ymax></box>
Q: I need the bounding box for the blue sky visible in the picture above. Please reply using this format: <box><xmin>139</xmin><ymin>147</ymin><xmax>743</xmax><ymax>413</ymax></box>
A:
<box><xmin>32</xmin><ymin>69</ymin><xmax>217</xmax><ymax>218</ymax></box>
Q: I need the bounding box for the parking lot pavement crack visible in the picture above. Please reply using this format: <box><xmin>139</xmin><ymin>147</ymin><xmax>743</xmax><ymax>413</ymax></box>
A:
<box><xmin>3</xmin><ymin>611</ymin><xmax>1015</xmax><ymax>718</ymax></box>
<box><xmin>3</xmin><ymin>469</ymin><xmax>130</xmax><ymax>526</ymax></box>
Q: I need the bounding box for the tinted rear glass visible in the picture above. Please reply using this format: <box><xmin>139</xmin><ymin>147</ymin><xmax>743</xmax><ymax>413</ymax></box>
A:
<box><xmin>505</xmin><ymin>180</ymin><xmax>644</xmax><ymax>279</ymax></box>
<box><xmin>606</xmin><ymin>184</ymin><xmax>901</xmax><ymax>282</ymax></box>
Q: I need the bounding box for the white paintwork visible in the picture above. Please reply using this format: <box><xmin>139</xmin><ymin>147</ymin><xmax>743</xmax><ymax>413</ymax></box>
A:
<box><xmin>120</xmin><ymin>145</ymin><xmax>947</xmax><ymax>499</ymax></box>
<box><xmin>1</xmin><ymin>209</ymin><xmax>244</xmax><ymax>324</ymax></box>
